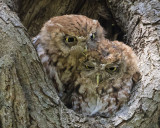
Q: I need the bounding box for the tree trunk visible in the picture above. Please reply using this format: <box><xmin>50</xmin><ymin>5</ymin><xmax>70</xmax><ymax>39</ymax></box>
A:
<box><xmin>105</xmin><ymin>0</ymin><xmax>160</xmax><ymax>127</ymax></box>
<box><xmin>0</xmin><ymin>0</ymin><xmax>160</xmax><ymax>128</ymax></box>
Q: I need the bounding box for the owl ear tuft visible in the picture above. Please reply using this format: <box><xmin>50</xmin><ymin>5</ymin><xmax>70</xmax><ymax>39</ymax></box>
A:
<box><xmin>132</xmin><ymin>71</ymin><xmax>141</xmax><ymax>83</ymax></box>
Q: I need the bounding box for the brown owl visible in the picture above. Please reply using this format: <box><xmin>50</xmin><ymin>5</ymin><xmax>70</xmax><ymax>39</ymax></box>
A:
<box><xmin>32</xmin><ymin>15</ymin><xmax>105</xmax><ymax>97</ymax></box>
<box><xmin>67</xmin><ymin>39</ymin><xmax>141</xmax><ymax>117</ymax></box>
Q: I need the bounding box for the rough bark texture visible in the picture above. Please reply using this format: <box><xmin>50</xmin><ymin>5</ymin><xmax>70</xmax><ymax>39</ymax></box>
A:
<box><xmin>106</xmin><ymin>1</ymin><xmax>160</xmax><ymax>127</ymax></box>
<box><xmin>18</xmin><ymin>0</ymin><xmax>119</xmax><ymax>40</ymax></box>
<box><xmin>0</xmin><ymin>0</ymin><xmax>160</xmax><ymax>128</ymax></box>
<box><xmin>2</xmin><ymin>0</ymin><xmax>19</xmax><ymax>12</ymax></box>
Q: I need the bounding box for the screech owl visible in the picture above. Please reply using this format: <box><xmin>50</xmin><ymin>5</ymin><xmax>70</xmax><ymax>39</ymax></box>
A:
<box><xmin>32</xmin><ymin>15</ymin><xmax>105</xmax><ymax>97</ymax></box>
<box><xmin>66</xmin><ymin>39</ymin><xmax>141</xmax><ymax>117</ymax></box>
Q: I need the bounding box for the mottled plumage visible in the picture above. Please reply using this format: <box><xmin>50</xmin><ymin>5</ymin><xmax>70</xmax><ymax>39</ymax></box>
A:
<box><xmin>33</xmin><ymin>15</ymin><xmax>140</xmax><ymax>117</ymax></box>
<box><xmin>67</xmin><ymin>39</ymin><xmax>141</xmax><ymax>116</ymax></box>
<box><xmin>32</xmin><ymin>15</ymin><xmax>105</xmax><ymax>97</ymax></box>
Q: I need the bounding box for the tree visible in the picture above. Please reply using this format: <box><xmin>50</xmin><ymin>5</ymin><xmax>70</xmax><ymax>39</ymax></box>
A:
<box><xmin>0</xmin><ymin>0</ymin><xmax>160</xmax><ymax>127</ymax></box>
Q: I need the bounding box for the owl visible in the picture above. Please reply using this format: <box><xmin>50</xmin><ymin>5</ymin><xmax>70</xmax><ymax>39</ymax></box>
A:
<box><xmin>32</xmin><ymin>15</ymin><xmax>105</xmax><ymax>97</ymax></box>
<box><xmin>66</xmin><ymin>39</ymin><xmax>141</xmax><ymax>117</ymax></box>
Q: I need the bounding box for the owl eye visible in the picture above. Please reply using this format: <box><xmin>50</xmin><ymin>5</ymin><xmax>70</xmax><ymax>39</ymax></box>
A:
<box><xmin>85</xmin><ymin>65</ymin><xmax>95</xmax><ymax>70</ymax></box>
<box><xmin>65</xmin><ymin>36</ymin><xmax>76</xmax><ymax>43</ymax></box>
<box><xmin>64</xmin><ymin>36</ymin><xmax>77</xmax><ymax>46</ymax></box>
<box><xmin>106</xmin><ymin>66</ymin><xmax>118</xmax><ymax>73</ymax></box>
<box><xmin>66</xmin><ymin>37</ymin><xmax>76</xmax><ymax>42</ymax></box>
<box><xmin>108</xmin><ymin>67</ymin><xmax>117</xmax><ymax>71</ymax></box>
<box><xmin>90</xmin><ymin>33</ymin><xmax>96</xmax><ymax>40</ymax></box>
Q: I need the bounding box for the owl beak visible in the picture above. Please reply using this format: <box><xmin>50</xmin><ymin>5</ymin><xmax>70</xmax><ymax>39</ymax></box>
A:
<box><xmin>84</xmin><ymin>46</ymin><xmax>88</xmax><ymax>52</ymax></box>
<box><xmin>96</xmin><ymin>73</ymin><xmax>103</xmax><ymax>86</ymax></box>
<box><xmin>96</xmin><ymin>73</ymin><xmax>100</xmax><ymax>86</ymax></box>
<box><xmin>82</xmin><ymin>46</ymin><xmax>88</xmax><ymax>57</ymax></box>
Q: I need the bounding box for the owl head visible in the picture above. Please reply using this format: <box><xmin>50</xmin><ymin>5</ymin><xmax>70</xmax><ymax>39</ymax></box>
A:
<box><xmin>39</xmin><ymin>15</ymin><xmax>105</xmax><ymax>57</ymax></box>
<box><xmin>70</xmin><ymin>39</ymin><xmax>141</xmax><ymax>116</ymax></box>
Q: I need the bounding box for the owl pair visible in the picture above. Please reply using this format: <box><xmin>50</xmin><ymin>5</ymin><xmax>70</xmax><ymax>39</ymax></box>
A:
<box><xmin>33</xmin><ymin>15</ymin><xmax>141</xmax><ymax>116</ymax></box>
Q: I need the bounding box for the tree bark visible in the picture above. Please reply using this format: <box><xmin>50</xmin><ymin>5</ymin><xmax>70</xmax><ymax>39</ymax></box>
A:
<box><xmin>106</xmin><ymin>1</ymin><xmax>160</xmax><ymax>127</ymax></box>
<box><xmin>0</xmin><ymin>0</ymin><xmax>160</xmax><ymax>128</ymax></box>
<box><xmin>18</xmin><ymin>0</ymin><xmax>117</xmax><ymax>40</ymax></box>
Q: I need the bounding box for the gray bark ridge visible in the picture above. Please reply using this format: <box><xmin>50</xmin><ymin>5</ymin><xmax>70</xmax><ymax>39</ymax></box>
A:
<box><xmin>106</xmin><ymin>0</ymin><xmax>160</xmax><ymax>127</ymax></box>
